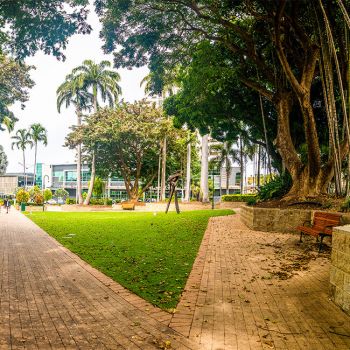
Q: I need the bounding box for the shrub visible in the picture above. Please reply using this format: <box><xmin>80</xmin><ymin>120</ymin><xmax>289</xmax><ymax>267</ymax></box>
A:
<box><xmin>246</xmin><ymin>197</ymin><xmax>257</xmax><ymax>206</ymax></box>
<box><xmin>257</xmin><ymin>173</ymin><xmax>292</xmax><ymax>201</ymax></box>
<box><xmin>54</xmin><ymin>188</ymin><xmax>69</xmax><ymax>200</ymax></box>
<box><xmin>66</xmin><ymin>198</ymin><xmax>76</xmax><ymax>204</ymax></box>
<box><xmin>44</xmin><ymin>188</ymin><xmax>53</xmax><ymax>202</ymax></box>
<box><xmin>89</xmin><ymin>198</ymin><xmax>113</xmax><ymax>205</ymax></box>
<box><xmin>29</xmin><ymin>185</ymin><xmax>41</xmax><ymax>201</ymax></box>
<box><xmin>33</xmin><ymin>192</ymin><xmax>44</xmax><ymax>205</ymax></box>
<box><xmin>16</xmin><ymin>188</ymin><xmax>30</xmax><ymax>203</ymax></box>
<box><xmin>221</xmin><ymin>194</ymin><xmax>257</xmax><ymax>202</ymax></box>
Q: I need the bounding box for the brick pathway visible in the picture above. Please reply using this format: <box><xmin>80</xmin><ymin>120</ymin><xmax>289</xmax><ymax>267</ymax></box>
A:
<box><xmin>170</xmin><ymin>214</ymin><xmax>350</xmax><ymax>350</ymax></box>
<box><xmin>2</xmin><ymin>209</ymin><xmax>350</xmax><ymax>350</ymax></box>
<box><xmin>0</xmin><ymin>209</ymin><xmax>198</xmax><ymax>350</ymax></box>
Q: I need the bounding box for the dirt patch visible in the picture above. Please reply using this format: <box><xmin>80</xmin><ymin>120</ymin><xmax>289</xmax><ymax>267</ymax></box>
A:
<box><xmin>254</xmin><ymin>195</ymin><xmax>344</xmax><ymax>211</ymax></box>
<box><xmin>258</xmin><ymin>236</ymin><xmax>331</xmax><ymax>280</ymax></box>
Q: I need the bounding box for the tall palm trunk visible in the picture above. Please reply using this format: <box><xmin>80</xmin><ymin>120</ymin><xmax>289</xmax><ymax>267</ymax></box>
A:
<box><xmin>226</xmin><ymin>164</ymin><xmax>230</xmax><ymax>195</ymax></box>
<box><xmin>84</xmin><ymin>93</ymin><xmax>98</xmax><ymax>205</ymax></box>
<box><xmin>33</xmin><ymin>142</ymin><xmax>37</xmax><ymax>186</ymax></box>
<box><xmin>23</xmin><ymin>149</ymin><xmax>26</xmax><ymax>188</ymax></box>
<box><xmin>200</xmin><ymin>134</ymin><xmax>209</xmax><ymax>202</ymax></box>
<box><xmin>76</xmin><ymin>109</ymin><xmax>83</xmax><ymax>204</ymax></box>
<box><xmin>185</xmin><ymin>139</ymin><xmax>191</xmax><ymax>201</ymax></box>
<box><xmin>160</xmin><ymin>138</ymin><xmax>167</xmax><ymax>200</ymax></box>
<box><xmin>239</xmin><ymin>137</ymin><xmax>244</xmax><ymax>194</ymax></box>
<box><xmin>257</xmin><ymin>145</ymin><xmax>261</xmax><ymax>188</ymax></box>
<box><xmin>84</xmin><ymin>150</ymin><xmax>96</xmax><ymax>205</ymax></box>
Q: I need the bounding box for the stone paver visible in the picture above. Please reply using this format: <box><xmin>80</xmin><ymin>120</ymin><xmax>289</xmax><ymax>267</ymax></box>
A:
<box><xmin>2</xmin><ymin>208</ymin><xmax>350</xmax><ymax>350</ymax></box>
<box><xmin>0</xmin><ymin>209</ymin><xmax>198</xmax><ymax>350</ymax></box>
<box><xmin>170</xmin><ymin>213</ymin><xmax>350</xmax><ymax>350</ymax></box>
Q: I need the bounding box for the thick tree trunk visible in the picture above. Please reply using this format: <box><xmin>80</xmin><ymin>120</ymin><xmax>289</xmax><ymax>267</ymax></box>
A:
<box><xmin>226</xmin><ymin>166</ymin><xmax>230</xmax><ymax>195</ymax></box>
<box><xmin>76</xmin><ymin>109</ymin><xmax>83</xmax><ymax>204</ymax></box>
<box><xmin>33</xmin><ymin>143</ymin><xmax>37</xmax><ymax>186</ymax></box>
<box><xmin>160</xmin><ymin>137</ymin><xmax>167</xmax><ymax>201</ymax></box>
<box><xmin>184</xmin><ymin>140</ymin><xmax>191</xmax><ymax>201</ymax></box>
<box><xmin>200</xmin><ymin>134</ymin><xmax>209</xmax><ymax>202</ymax></box>
<box><xmin>84</xmin><ymin>151</ymin><xmax>95</xmax><ymax>205</ymax></box>
<box><xmin>239</xmin><ymin>137</ymin><xmax>244</xmax><ymax>194</ymax></box>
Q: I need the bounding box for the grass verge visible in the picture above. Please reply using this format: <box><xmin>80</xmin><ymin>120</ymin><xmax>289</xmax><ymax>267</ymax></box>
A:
<box><xmin>27</xmin><ymin>210</ymin><xmax>233</xmax><ymax>310</ymax></box>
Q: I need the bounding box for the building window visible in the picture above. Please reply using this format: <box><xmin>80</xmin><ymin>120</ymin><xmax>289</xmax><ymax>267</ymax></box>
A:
<box><xmin>53</xmin><ymin>171</ymin><xmax>64</xmax><ymax>182</ymax></box>
<box><xmin>65</xmin><ymin>171</ymin><xmax>77</xmax><ymax>182</ymax></box>
<box><xmin>235</xmin><ymin>172</ymin><xmax>241</xmax><ymax>186</ymax></box>
<box><xmin>82</xmin><ymin>171</ymin><xmax>91</xmax><ymax>182</ymax></box>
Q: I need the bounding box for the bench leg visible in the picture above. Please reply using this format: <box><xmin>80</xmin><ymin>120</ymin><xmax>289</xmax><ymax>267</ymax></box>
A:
<box><xmin>299</xmin><ymin>231</ymin><xmax>303</xmax><ymax>243</ymax></box>
<box><xmin>319</xmin><ymin>235</ymin><xmax>324</xmax><ymax>253</ymax></box>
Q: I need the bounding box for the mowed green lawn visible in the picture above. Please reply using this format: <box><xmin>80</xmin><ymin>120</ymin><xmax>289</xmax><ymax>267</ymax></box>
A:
<box><xmin>27</xmin><ymin>210</ymin><xmax>233</xmax><ymax>310</ymax></box>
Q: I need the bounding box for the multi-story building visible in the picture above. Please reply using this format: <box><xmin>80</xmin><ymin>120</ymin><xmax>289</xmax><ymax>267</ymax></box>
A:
<box><xmin>0</xmin><ymin>173</ymin><xmax>35</xmax><ymax>197</ymax></box>
<box><xmin>35</xmin><ymin>163</ymin><xmax>130</xmax><ymax>201</ymax></box>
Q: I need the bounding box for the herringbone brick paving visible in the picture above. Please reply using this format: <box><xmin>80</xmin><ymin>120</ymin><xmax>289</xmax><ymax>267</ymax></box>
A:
<box><xmin>0</xmin><ymin>209</ymin><xmax>198</xmax><ymax>350</ymax></box>
<box><xmin>1</xmin><ymin>208</ymin><xmax>350</xmax><ymax>349</ymax></box>
<box><xmin>171</xmin><ymin>213</ymin><xmax>350</xmax><ymax>349</ymax></box>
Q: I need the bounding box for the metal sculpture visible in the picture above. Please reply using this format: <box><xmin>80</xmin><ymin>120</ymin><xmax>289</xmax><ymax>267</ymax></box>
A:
<box><xmin>165</xmin><ymin>171</ymin><xmax>182</xmax><ymax>214</ymax></box>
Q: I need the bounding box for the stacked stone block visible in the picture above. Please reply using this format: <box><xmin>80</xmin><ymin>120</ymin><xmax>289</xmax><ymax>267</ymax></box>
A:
<box><xmin>330</xmin><ymin>226</ymin><xmax>350</xmax><ymax>315</ymax></box>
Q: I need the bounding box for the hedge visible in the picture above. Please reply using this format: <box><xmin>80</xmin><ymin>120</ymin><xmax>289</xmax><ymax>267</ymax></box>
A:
<box><xmin>221</xmin><ymin>194</ymin><xmax>257</xmax><ymax>202</ymax></box>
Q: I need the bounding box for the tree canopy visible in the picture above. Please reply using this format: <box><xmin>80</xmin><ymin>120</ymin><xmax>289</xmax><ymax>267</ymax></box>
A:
<box><xmin>96</xmin><ymin>0</ymin><xmax>350</xmax><ymax>198</ymax></box>
<box><xmin>66</xmin><ymin>100</ymin><xmax>192</xmax><ymax>200</ymax></box>
<box><xmin>0</xmin><ymin>0</ymin><xmax>91</xmax><ymax>60</ymax></box>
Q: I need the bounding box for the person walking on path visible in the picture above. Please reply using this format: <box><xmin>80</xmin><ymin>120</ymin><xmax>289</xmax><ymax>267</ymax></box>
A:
<box><xmin>4</xmin><ymin>197</ymin><xmax>10</xmax><ymax>214</ymax></box>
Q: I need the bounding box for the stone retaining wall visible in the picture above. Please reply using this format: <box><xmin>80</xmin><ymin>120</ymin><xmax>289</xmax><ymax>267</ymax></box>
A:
<box><xmin>240</xmin><ymin>205</ymin><xmax>312</xmax><ymax>233</ymax></box>
<box><xmin>330</xmin><ymin>225</ymin><xmax>350</xmax><ymax>316</ymax></box>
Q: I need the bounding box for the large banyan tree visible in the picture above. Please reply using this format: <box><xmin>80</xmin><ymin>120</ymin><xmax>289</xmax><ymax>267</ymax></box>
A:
<box><xmin>95</xmin><ymin>0</ymin><xmax>350</xmax><ymax>198</ymax></box>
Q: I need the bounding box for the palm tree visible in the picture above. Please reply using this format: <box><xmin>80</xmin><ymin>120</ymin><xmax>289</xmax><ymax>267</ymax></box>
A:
<box><xmin>71</xmin><ymin>60</ymin><xmax>122</xmax><ymax>205</ymax></box>
<box><xmin>140</xmin><ymin>72</ymin><xmax>176</xmax><ymax>201</ymax></box>
<box><xmin>57</xmin><ymin>73</ymin><xmax>92</xmax><ymax>204</ymax></box>
<box><xmin>11</xmin><ymin>128</ymin><xmax>33</xmax><ymax>188</ymax></box>
<box><xmin>210</xmin><ymin>141</ymin><xmax>238</xmax><ymax>195</ymax></box>
<box><xmin>29</xmin><ymin>123</ymin><xmax>47</xmax><ymax>186</ymax></box>
<box><xmin>200</xmin><ymin>134</ymin><xmax>209</xmax><ymax>202</ymax></box>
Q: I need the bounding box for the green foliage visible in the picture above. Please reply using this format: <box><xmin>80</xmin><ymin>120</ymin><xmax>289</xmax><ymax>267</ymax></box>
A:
<box><xmin>0</xmin><ymin>54</ymin><xmax>34</xmax><ymax>128</ymax></box>
<box><xmin>29</xmin><ymin>185</ymin><xmax>41</xmax><ymax>201</ymax></box>
<box><xmin>66</xmin><ymin>198</ymin><xmax>77</xmax><ymax>205</ymax></box>
<box><xmin>246</xmin><ymin>197</ymin><xmax>257</xmax><ymax>206</ymax></box>
<box><xmin>92</xmin><ymin>177</ymin><xmax>105</xmax><ymax>198</ymax></box>
<box><xmin>27</xmin><ymin>210</ymin><xmax>233</xmax><ymax>309</ymax></box>
<box><xmin>43</xmin><ymin>189</ymin><xmax>53</xmax><ymax>202</ymax></box>
<box><xmin>16</xmin><ymin>188</ymin><xmax>30</xmax><ymax>203</ymax></box>
<box><xmin>66</xmin><ymin>100</ymin><xmax>186</xmax><ymax>200</ymax></box>
<box><xmin>89</xmin><ymin>198</ymin><xmax>113</xmax><ymax>205</ymax></box>
<box><xmin>221</xmin><ymin>194</ymin><xmax>257</xmax><ymax>202</ymax></box>
<box><xmin>340</xmin><ymin>198</ymin><xmax>350</xmax><ymax>212</ymax></box>
<box><xmin>54</xmin><ymin>188</ymin><xmax>69</xmax><ymax>199</ymax></box>
<box><xmin>0</xmin><ymin>145</ymin><xmax>8</xmax><ymax>174</ymax></box>
<box><xmin>257</xmin><ymin>174</ymin><xmax>292</xmax><ymax>201</ymax></box>
<box><xmin>0</xmin><ymin>1</ymin><xmax>91</xmax><ymax>60</ymax></box>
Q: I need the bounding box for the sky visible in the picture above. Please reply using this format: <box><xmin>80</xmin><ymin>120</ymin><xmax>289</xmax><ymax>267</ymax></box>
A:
<box><xmin>2</xmin><ymin>4</ymin><xmax>148</xmax><ymax>173</ymax></box>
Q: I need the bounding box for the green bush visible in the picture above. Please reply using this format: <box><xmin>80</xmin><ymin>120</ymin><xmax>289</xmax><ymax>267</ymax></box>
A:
<box><xmin>89</xmin><ymin>198</ymin><xmax>113</xmax><ymax>205</ymax></box>
<box><xmin>257</xmin><ymin>173</ymin><xmax>292</xmax><ymax>201</ymax></box>
<box><xmin>221</xmin><ymin>194</ymin><xmax>257</xmax><ymax>202</ymax></box>
<box><xmin>65</xmin><ymin>198</ymin><xmax>76</xmax><ymax>204</ymax></box>
<box><xmin>16</xmin><ymin>188</ymin><xmax>30</xmax><ymax>203</ymax></box>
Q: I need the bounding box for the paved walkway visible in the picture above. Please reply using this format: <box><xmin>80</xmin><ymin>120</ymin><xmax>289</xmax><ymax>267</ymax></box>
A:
<box><xmin>1</xmin><ymin>209</ymin><xmax>350</xmax><ymax>350</ymax></box>
<box><xmin>171</xmin><ymin>215</ymin><xmax>350</xmax><ymax>350</ymax></box>
<box><xmin>0</xmin><ymin>209</ymin><xmax>198</xmax><ymax>350</ymax></box>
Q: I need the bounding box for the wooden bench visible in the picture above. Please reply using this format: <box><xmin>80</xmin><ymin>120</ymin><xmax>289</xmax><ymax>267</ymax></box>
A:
<box><xmin>121</xmin><ymin>202</ymin><xmax>135</xmax><ymax>210</ymax></box>
<box><xmin>297</xmin><ymin>212</ymin><xmax>342</xmax><ymax>252</ymax></box>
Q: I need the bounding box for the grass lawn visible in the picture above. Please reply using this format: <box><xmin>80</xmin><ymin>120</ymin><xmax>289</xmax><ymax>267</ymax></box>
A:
<box><xmin>27</xmin><ymin>210</ymin><xmax>233</xmax><ymax>310</ymax></box>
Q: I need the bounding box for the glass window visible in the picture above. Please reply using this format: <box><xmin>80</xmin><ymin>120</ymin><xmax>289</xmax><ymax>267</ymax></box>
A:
<box><xmin>53</xmin><ymin>171</ymin><xmax>64</xmax><ymax>181</ymax></box>
<box><xmin>65</xmin><ymin>171</ymin><xmax>77</xmax><ymax>181</ymax></box>
<box><xmin>82</xmin><ymin>171</ymin><xmax>91</xmax><ymax>181</ymax></box>
<box><xmin>235</xmin><ymin>172</ymin><xmax>241</xmax><ymax>186</ymax></box>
